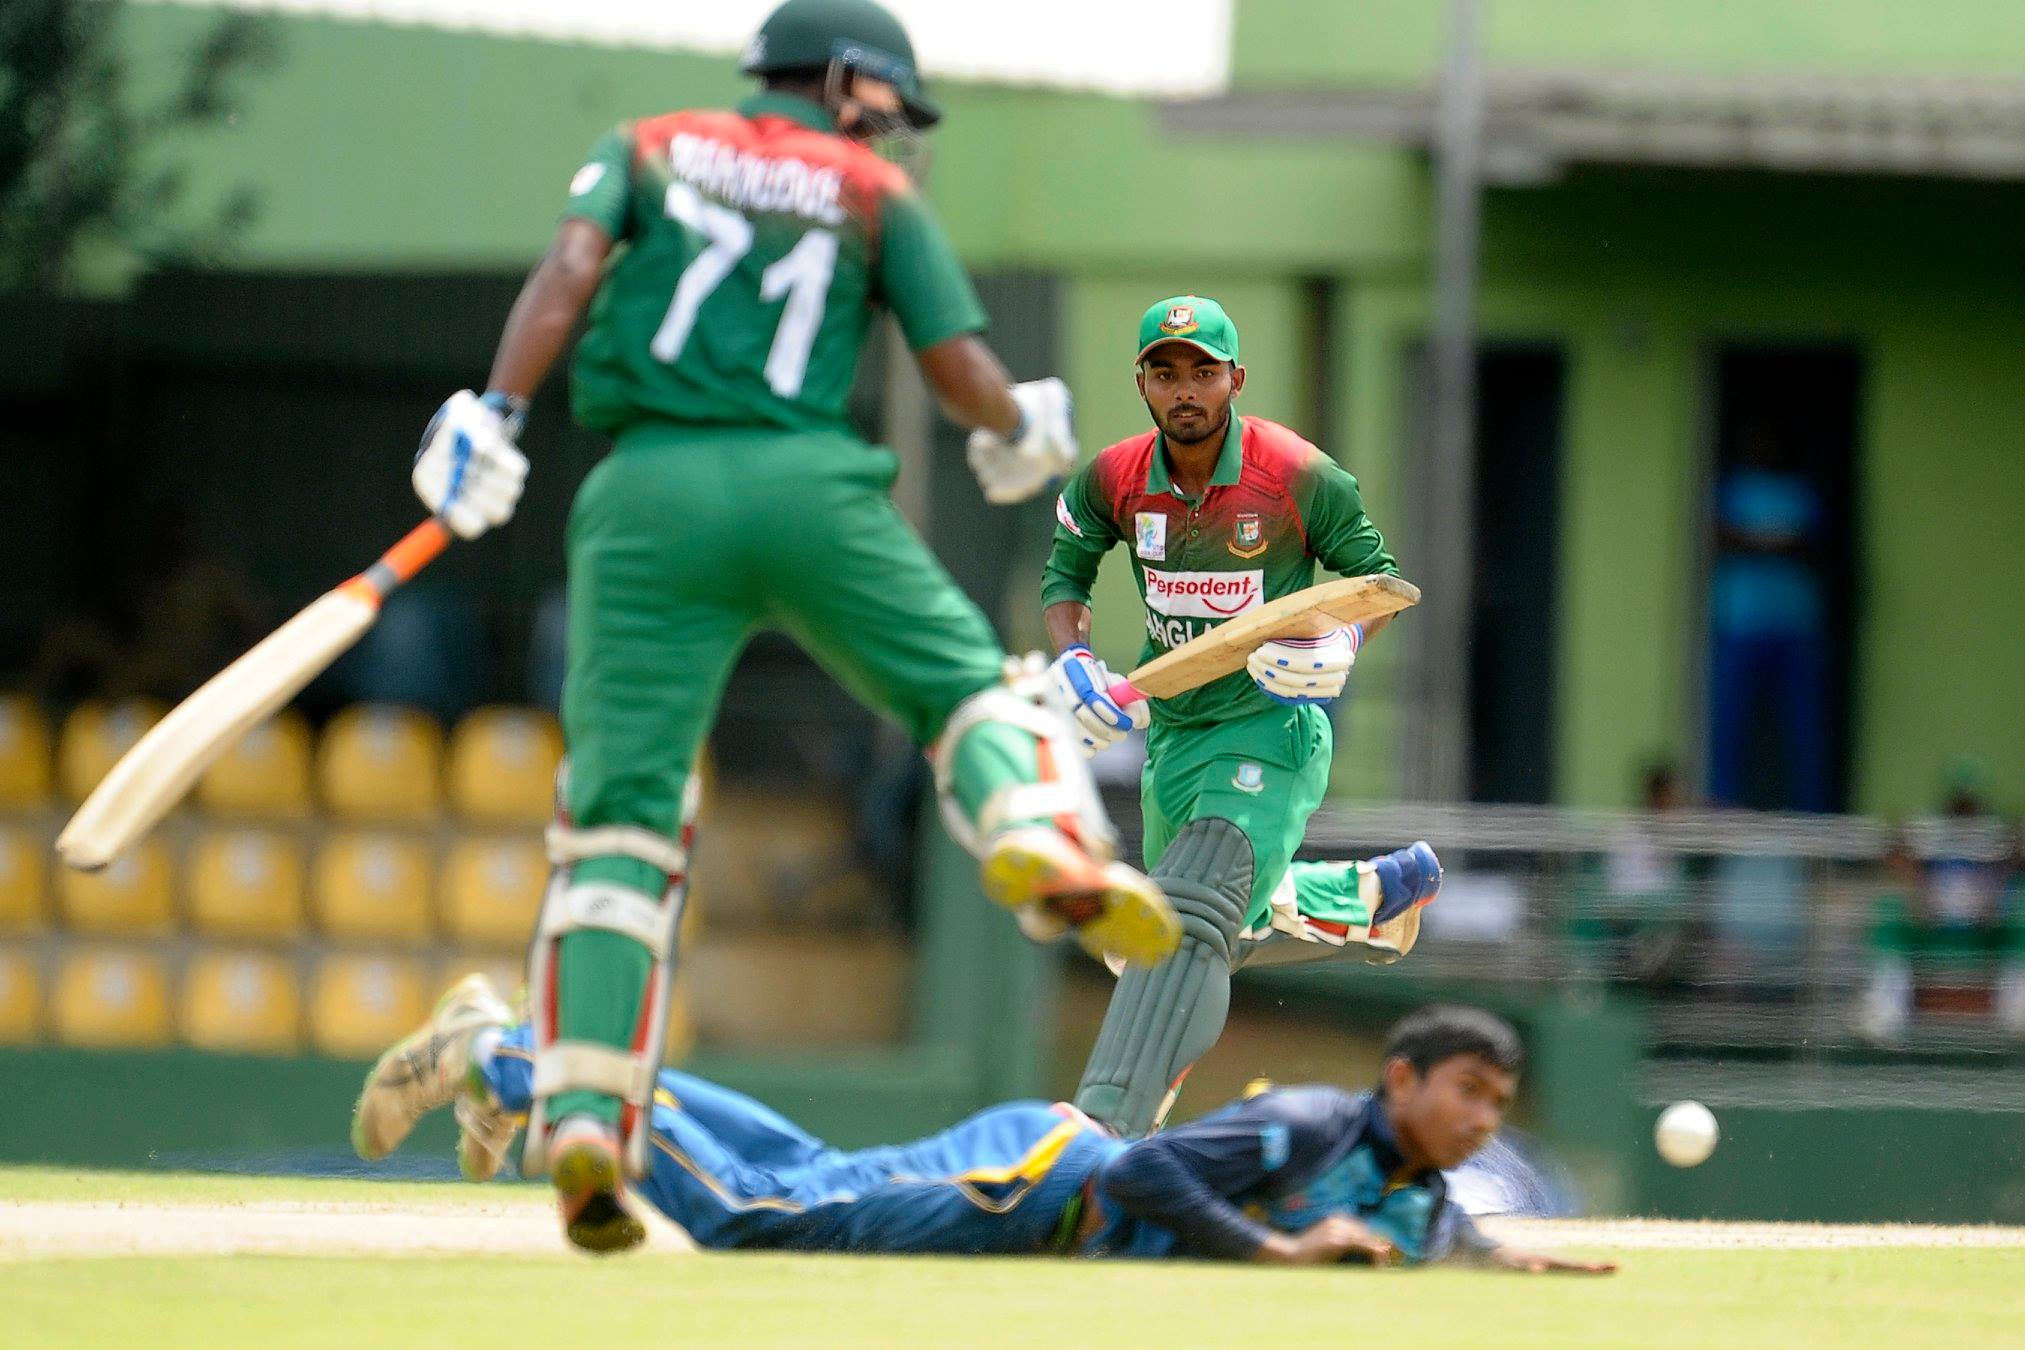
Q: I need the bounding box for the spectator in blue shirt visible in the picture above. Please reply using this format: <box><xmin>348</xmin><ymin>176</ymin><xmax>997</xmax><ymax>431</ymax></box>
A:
<box><xmin>1708</xmin><ymin>426</ymin><xmax>1832</xmax><ymax>812</ymax></box>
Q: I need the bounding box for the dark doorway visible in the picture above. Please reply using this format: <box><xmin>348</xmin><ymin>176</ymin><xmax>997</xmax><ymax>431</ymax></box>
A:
<box><xmin>1468</xmin><ymin>348</ymin><xmax>1565</xmax><ymax>803</ymax></box>
<box><xmin>1702</xmin><ymin>346</ymin><xmax>1862</xmax><ymax>813</ymax></box>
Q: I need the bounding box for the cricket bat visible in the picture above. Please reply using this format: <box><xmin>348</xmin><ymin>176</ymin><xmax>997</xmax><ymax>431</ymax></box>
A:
<box><xmin>1107</xmin><ymin>573</ymin><xmax>1420</xmax><ymax>706</ymax></box>
<box><xmin>56</xmin><ymin>519</ymin><xmax>455</xmax><ymax>871</ymax></box>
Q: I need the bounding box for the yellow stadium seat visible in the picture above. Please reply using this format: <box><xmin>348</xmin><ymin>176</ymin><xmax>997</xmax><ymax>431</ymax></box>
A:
<box><xmin>56</xmin><ymin>699</ymin><xmax>165</xmax><ymax>803</ymax></box>
<box><xmin>0</xmin><ymin>695</ymin><xmax>52</xmax><ymax>807</ymax></box>
<box><xmin>186</xmin><ymin>830</ymin><xmax>306</xmax><ymax>940</ymax></box>
<box><xmin>182</xmin><ymin>949</ymin><xmax>302</xmax><ymax>1054</ymax></box>
<box><xmin>197</xmin><ymin>711</ymin><xmax>314</xmax><ymax>819</ymax></box>
<box><xmin>317</xmin><ymin>704</ymin><xmax>443</xmax><ymax>822</ymax></box>
<box><xmin>309</xmin><ymin>953</ymin><xmax>427</xmax><ymax>1058</ymax></box>
<box><xmin>447</xmin><ymin>707</ymin><xmax>562</xmax><ymax>824</ymax></box>
<box><xmin>0</xmin><ymin>948</ymin><xmax>41</xmax><ymax>1043</ymax></box>
<box><xmin>56</xmin><ymin>838</ymin><xmax>175</xmax><ymax>936</ymax></box>
<box><xmin>440</xmin><ymin>837</ymin><xmax>547</xmax><ymax>947</ymax></box>
<box><xmin>312</xmin><ymin>833</ymin><xmax>433</xmax><ymax>944</ymax></box>
<box><xmin>0</xmin><ymin>827</ymin><xmax>48</xmax><ymax>933</ymax></box>
<box><xmin>52</xmin><ymin>948</ymin><xmax>173</xmax><ymax>1048</ymax></box>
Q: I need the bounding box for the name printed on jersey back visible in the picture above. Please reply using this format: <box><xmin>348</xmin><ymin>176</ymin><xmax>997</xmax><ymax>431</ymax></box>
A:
<box><xmin>669</xmin><ymin>132</ymin><xmax>845</xmax><ymax>227</ymax></box>
<box><xmin>1143</xmin><ymin>569</ymin><xmax>1263</xmax><ymax>619</ymax></box>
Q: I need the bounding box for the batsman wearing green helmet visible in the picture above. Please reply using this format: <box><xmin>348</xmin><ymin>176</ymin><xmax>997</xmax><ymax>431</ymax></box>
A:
<box><xmin>1043</xmin><ymin>296</ymin><xmax>1444</xmax><ymax>1139</ymax></box>
<box><xmin>399</xmin><ymin>0</ymin><xmax>1179</xmax><ymax>1254</ymax></box>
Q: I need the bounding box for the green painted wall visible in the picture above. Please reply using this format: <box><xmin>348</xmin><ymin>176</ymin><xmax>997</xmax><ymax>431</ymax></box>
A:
<box><xmin>111</xmin><ymin>4</ymin><xmax>2025</xmax><ymax>811</ymax></box>
<box><xmin>1233</xmin><ymin>0</ymin><xmax>2025</xmax><ymax>83</ymax></box>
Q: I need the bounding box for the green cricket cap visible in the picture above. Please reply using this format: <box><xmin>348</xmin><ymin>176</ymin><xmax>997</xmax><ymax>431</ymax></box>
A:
<box><xmin>1135</xmin><ymin>295</ymin><xmax>1239</xmax><ymax>364</ymax></box>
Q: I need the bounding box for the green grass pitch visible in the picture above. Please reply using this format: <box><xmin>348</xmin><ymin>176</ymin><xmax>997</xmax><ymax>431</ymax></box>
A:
<box><xmin>7</xmin><ymin>1170</ymin><xmax>2020</xmax><ymax>1347</ymax></box>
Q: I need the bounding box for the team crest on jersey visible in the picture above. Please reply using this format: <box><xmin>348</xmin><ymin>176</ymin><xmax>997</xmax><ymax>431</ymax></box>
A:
<box><xmin>1161</xmin><ymin>305</ymin><xmax>1198</xmax><ymax>336</ymax></box>
<box><xmin>1229</xmin><ymin>512</ymin><xmax>1266</xmax><ymax>559</ymax></box>
<box><xmin>1135</xmin><ymin>512</ymin><xmax>1167</xmax><ymax>561</ymax></box>
<box><xmin>1233</xmin><ymin>762</ymin><xmax>1265</xmax><ymax>794</ymax></box>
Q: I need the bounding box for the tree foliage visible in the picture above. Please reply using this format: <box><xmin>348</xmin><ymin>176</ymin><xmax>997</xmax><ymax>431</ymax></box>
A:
<box><xmin>0</xmin><ymin>0</ymin><xmax>276</xmax><ymax>292</ymax></box>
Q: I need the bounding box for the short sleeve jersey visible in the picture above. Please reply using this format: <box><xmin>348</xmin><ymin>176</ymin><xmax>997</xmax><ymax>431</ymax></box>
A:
<box><xmin>562</xmin><ymin>92</ymin><xmax>987</xmax><ymax>435</ymax></box>
<box><xmin>1042</xmin><ymin>416</ymin><xmax>1397</xmax><ymax>728</ymax></box>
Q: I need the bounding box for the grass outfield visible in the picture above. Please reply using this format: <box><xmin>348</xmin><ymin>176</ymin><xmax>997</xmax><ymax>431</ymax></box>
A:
<box><xmin>8</xmin><ymin>1171</ymin><xmax>2023</xmax><ymax>1348</ymax></box>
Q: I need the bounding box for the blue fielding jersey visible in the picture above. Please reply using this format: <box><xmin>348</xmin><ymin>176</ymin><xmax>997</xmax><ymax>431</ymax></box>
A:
<box><xmin>1084</xmin><ymin>1086</ymin><xmax>1497</xmax><ymax>1265</ymax></box>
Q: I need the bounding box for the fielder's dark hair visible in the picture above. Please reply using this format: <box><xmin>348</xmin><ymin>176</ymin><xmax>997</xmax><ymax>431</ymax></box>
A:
<box><xmin>1382</xmin><ymin>1005</ymin><xmax>1524</xmax><ymax>1079</ymax></box>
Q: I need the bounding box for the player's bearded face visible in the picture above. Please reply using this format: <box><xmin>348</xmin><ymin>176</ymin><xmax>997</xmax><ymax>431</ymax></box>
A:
<box><xmin>1384</xmin><ymin>1055</ymin><xmax>1515</xmax><ymax>1171</ymax></box>
<box><xmin>1138</xmin><ymin>347</ymin><xmax>1242</xmax><ymax>446</ymax></box>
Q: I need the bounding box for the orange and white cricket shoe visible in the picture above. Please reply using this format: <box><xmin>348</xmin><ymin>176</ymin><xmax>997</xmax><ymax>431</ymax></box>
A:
<box><xmin>548</xmin><ymin>1115</ymin><xmax>646</xmax><ymax>1255</ymax></box>
<box><xmin>982</xmin><ymin>826</ymin><xmax>1180</xmax><ymax>968</ymax></box>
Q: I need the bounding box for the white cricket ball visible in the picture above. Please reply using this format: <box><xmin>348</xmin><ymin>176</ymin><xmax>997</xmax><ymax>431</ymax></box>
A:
<box><xmin>1655</xmin><ymin>1100</ymin><xmax>1719</xmax><ymax>1168</ymax></box>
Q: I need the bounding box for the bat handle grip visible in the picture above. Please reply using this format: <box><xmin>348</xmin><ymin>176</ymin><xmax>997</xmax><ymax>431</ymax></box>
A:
<box><xmin>1106</xmin><ymin>677</ymin><xmax>1146</xmax><ymax>708</ymax></box>
<box><xmin>382</xmin><ymin>518</ymin><xmax>453</xmax><ymax>585</ymax></box>
<box><xmin>341</xmin><ymin>518</ymin><xmax>454</xmax><ymax>605</ymax></box>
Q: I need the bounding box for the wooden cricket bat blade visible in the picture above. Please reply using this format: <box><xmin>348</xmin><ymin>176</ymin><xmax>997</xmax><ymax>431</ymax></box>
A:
<box><xmin>1111</xmin><ymin>573</ymin><xmax>1419</xmax><ymax>704</ymax></box>
<box><xmin>56</xmin><ymin>518</ymin><xmax>452</xmax><ymax>871</ymax></box>
<box><xmin>56</xmin><ymin>591</ymin><xmax>377</xmax><ymax>870</ymax></box>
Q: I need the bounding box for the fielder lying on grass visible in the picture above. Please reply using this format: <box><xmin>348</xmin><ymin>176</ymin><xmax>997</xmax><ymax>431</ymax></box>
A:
<box><xmin>355</xmin><ymin>986</ymin><xmax>1612</xmax><ymax>1272</ymax></box>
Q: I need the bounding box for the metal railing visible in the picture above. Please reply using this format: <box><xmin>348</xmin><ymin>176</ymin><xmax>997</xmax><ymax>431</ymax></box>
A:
<box><xmin>1105</xmin><ymin>791</ymin><xmax>2024</xmax><ymax>1073</ymax></box>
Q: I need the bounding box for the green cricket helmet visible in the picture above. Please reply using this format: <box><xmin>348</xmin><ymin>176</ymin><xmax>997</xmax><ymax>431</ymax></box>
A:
<box><xmin>741</xmin><ymin>0</ymin><xmax>942</xmax><ymax>130</ymax></box>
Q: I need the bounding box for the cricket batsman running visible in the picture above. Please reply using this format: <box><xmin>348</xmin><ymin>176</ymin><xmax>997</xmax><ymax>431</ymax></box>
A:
<box><xmin>1043</xmin><ymin>296</ymin><xmax>1443</xmax><ymax>1138</ymax></box>
<box><xmin>355</xmin><ymin>978</ymin><xmax>1611</xmax><ymax>1274</ymax></box>
<box><xmin>394</xmin><ymin>0</ymin><xmax>1179</xmax><ymax>1251</ymax></box>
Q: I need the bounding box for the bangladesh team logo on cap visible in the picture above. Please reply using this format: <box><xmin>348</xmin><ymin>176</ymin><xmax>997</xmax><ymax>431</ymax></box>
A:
<box><xmin>1137</xmin><ymin>294</ymin><xmax>1239</xmax><ymax>364</ymax></box>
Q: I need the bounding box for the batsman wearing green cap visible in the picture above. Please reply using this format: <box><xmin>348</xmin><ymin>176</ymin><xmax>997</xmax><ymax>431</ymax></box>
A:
<box><xmin>396</xmin><ymin>0</ymin><xmax>1179</xmax><ymax>1253</ymax></box>
<box><xmin>1043</xmin><ymin>296</ymin><xmax>1443</xmax><ymax>1138</ymax></box>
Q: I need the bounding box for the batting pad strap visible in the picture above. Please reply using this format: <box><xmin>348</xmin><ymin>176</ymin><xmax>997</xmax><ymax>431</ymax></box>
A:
<box><xmin>976</xmin><ymin>782</ymin><xmax>1080</xmax><ymax>839</ymax></box>
<box><xmin>933</xmin><ymin>654</ymin><xmax>1118</xmax><ymax>861</ymax></box>
<box><xmin>540</xmin><ymin>881</ymin><xmax>680</xmax><ymax>949</ymax></box>
<box><xmin>546</xmin><ymin>823</ymin><xmax>688</xmax><ymax>876</ymax></box>
<box><xmin>532</xmin><ymin>1041</ymin><xmax>655</xmax><ymax>1103</ymax></box>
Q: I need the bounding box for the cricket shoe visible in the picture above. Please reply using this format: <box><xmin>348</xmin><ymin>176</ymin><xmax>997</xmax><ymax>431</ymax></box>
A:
<box><xmin>1364</xmin><ymin>841</ymin><xmax>1442</xmax><ymax>924</ymax></box>
<box><xmin>548</xmin><ymin>1114</ymin><xmax>647</xmax><ymax>1255</ymax></box>
<box><xmin>982</xmin><ymin>826</ymin><xmax>1181</xmax><ymax>968</ymax></box>
<box><xmin>454</xmin><ymin>1086</ymin><xmax>518</xmax><ymax>1183</ymax></box>
<box><xmin>351</xmin><ymin>973</ymin><xmax>513</xmax><ymax>1163</ymax></box>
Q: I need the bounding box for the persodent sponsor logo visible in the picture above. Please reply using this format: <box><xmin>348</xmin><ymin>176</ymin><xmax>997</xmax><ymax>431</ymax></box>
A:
<box><xmin>1143</xmin><ymin>569</ymin><xmax>1263</xmax><ymax>619</ymax></box>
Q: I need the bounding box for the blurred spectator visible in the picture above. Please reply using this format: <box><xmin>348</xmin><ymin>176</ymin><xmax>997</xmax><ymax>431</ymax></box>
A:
<box><xmin>1569</xmin><ymin>763</ymin><xmax>1696</xmax><ymax>988</ymax></box>
<box><xmin>1855</xmin><ymin>766</ymin><xmax>2025</xmax><ymax>1045</ymax></box>
<box><xmin>527</xmin><ymin>586</ymin><xmax>569</xmax><ymax>713</ymax></box>
<box><xmin>1706</xmin><ymin>424</ymin><xmax>1831</xmax><ymax>813</ymax></box>
<box><xmin>29</xmin><ymin>506</ymin><xmax>269</xmax><ymax>705</ymax></box>
<box><xmin>322</xmin><ymin>586</ymin><xmax>482</xmax><ymax>724</ymax></box>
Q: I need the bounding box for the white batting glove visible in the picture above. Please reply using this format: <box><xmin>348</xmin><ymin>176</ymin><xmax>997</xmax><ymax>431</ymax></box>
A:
<box><xmin>966</xmin><ymin>377</ymin><xmax>1078</xmax><ymax>506</ymax></box>
<box><xmin>1247</xmin><ymin>625</ymin><xmax>1362</xmax><ymax>706</ymax></box>
<box><xmin>1047</xmin><ymin>645</ymin><xmax>1145</xmax><ymax>756</ymax></box>
<box><xmin>413</xmin><ymin>390</ymin><xmax>530</xmax><ymax>540</ymax></box>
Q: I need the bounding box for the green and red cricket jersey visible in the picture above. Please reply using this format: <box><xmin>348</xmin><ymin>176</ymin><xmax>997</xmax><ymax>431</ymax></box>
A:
<box><xmin>1043</xmin><ymin>415</ymin><xmax>1396</xmax><ymax>728</ymax></box>
<box><xmin>562</xmin><ymin>92</ymin><xmax>986</xmax><ymax>435</ymax></box>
